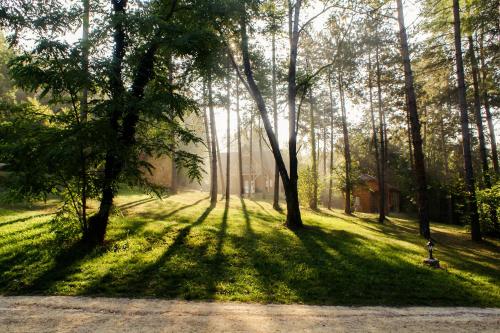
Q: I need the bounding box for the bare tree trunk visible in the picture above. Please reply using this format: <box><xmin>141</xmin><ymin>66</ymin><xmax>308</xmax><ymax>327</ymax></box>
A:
<box><xmin>215</xmin><ymin>130</ymin><xmax>225</xmax><ymax>198</ymax></box>
<box><xmin>249</xmin><ymin>110</ymin><xmax>254</xmax><ymax>198</ymax></box>
<box><xmin>328</xmin><ymin>71</ymin><xmax>334</xmax><ymax>210</ymax></box>
<box><xmin>202</xmin><ymin>81</ymin><xmax>212</xmax><ymax>173</ymax></box>
<box><xmin>272</xmin><ymin>30</ymin><xmax>280</xmax><ymax>210</ymax></box>
<box><xmin>423</xmin><ymin>106</ymin><xmax>428</xmax><ymax>170</ymax></box>
<box><xmin>309</xmin><ymin>87</ymin><xmax>318</xmax><ymax>210</ymax></box>
<box><xmin>396</xmin><ymin>0</ymin><xmax>430</xmax><ymax>239</ymax></box>
<box><xmin>208</xmin><ymin>73</ymin><xmax>218</xmax><ymax>207</ymax></box>
<box><xmin>80</xmin><ymin>0</ymin><xmax>90</xmax><ymax>120</ymax></box>
<box><xmin>168</xmin><ymin>55</ymin><xmax>177</xmax><ymax>194</ymax></box>
<box><xmin>375</xmin><ymin>44</ymin><xmax>386</xmax><ymax>222</ymax></box>
<box><xmin>338</xmin><ymin>73</ymin><xmax>351</xmax><ymax>215</ymax></box>
<box><xmin>236</xmin><ymin>78</ymin><xmax>244</xmax><ymax>197</ymax></box>
<box><xmin>225</xmin><ymin>66</ymin><xmax>231</xmax><ymax>202</ymax></box>
<box><xmin>258</xmin><ymin>118</ymin><xmax>265</xmax><ymax>196</ymax></box>
<box><xmin>442</xmin><ymin>89</ymin><xmax>453</xmax><ymax>224</ymax></box>
<box><xmin>317</xmin><ymin>134</ymin><xmax>321</xmax><ymax>175</ymax></box>
<box><xmin>407</xmin><ymin>109</ymin><xmax>414</xmax><ymax>170</ymax></box>
<box><xmin>468</xmin><ymin>35</ymin><xmax>498</xmax><ymax>231</ymax></box>
<box><xmin>237</xmin><ymin>9</ymin><xmax>302</xmax><ymax>229</ymax></box>
<box><xmin>479</xmin><ymin>34</ymin><xmax>499</xmax><ymax>175</ymax></box>
<box><xmin>322</xmin><ymin>108</ymin><xmax>327</xmax><ymax>178</ymax></box>
<box><xmin>452</xmin><ymin>0</ymin><xmax>481</xmax><ymax>241</ymax></box>
<box><xmin>285</xmin><ymin>0</ymin><xmax>304</xmax><ymax>228</ymax></box>
<box><xmin>80</xmin><ymin>0</ymin><xmax>90</xmax><ymax>233</ymax></box>
<box><xmin>368</xmin><ymin>52</ymin><xmax>382</xmax><ymax>217</ymax></box>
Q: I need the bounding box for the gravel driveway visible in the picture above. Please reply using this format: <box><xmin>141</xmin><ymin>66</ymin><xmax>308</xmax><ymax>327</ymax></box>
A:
<box><xmin>0</xmin><ymin>296</ymin><xmax>499</xmax><ymax>332</ymax></box>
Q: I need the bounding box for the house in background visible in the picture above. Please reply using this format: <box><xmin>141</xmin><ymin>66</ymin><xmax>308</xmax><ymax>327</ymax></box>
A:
<box><xmin>141</xmin><ymin>154</ymin><xmax>200</xmax><ymax>191</ymax></box>
<box><xmin>141</xmin><ymin>149</ymin><xmax>285</xmax><ymax>197</ymax></box>
<box><xmin>352</xmin><ymin>174</ymin><xmax>400</xmax><ymax>213</ymax></box>
<box><xmin>142</xmin><ymin>155</ymin><xmax>173</xmax><ymax>188</ymax></box>
<box><xmin>220</xmin><ymin>150</ymin><xmax>285</xmax><ymax>197</ymax></box>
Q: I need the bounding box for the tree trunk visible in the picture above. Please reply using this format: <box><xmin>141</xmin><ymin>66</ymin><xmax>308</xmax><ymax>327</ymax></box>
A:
<box><xmin>238</xmin><ymin>10</ymin><xmax>302</xmax><ymax>229</ymax></box>
<box><xmin>328</xmin><ymin>71</ymin><xmax>334</xmax><ymax>210</ymax></box>
<box><xmin>249</xmin><ymin>110</ymin><xmax>254</xmax><ymax>197</ymax></box>
<box><xmin>85</xmin><ymin>0</ymin><xmax>126</xmax><ymax>245</ymax></box>
<box><xmin>368</xmin><ymin>52</ymin><xmax>382</xmax><ymax>218</ymax></box>
<box><xmin>225</xmin><ymin>66</ymin><xmax>231</xmax><ymax>202</ymax></box>
<box><xmin>309</xmin><ymin>87</ymin><xmax>318</xmax><ymax>210</ymax></box>
<box><xmin>80</xmin><ymin>0</ymin><xmax>90</xmax><ymax>232</ymax></box>
<box><xmin>468</xmin><ymin>35</ymin><xmax>498</xmax><ymax>230</ymax></box>
<box><xmin>236</xmin><ymin>78</ymin><xmax>244</xmax><ymax>197</ymax></box>
<box><xmin>407</xmin><ymin>109</ymin><xmax>414</xmax><ymax>171</ymax></box>
<box><xmin>258</xmin><ymin>119</ymin><xmax>265</xmax><ymax>196</ymax></box>
<box><xmin>442</xmin><ymin>90</ymin><xmax>453</xmax><ymax>224</ymax></box>
<box><xmin>88</xmin><ymin>0</ymin><xmax>163</xmax><ymax>245</ymax></box>
<box><xmin>375</xmin><ymin>44</ymin><xmax>386</xmax><ymax>222</ymax></box>
<box><xmin>171</xmin><ymin>153</ymin><xmax>177</xmax><ymax>193</ymax></box>
<box><xmin>168</xmin><ymin>55</ymin><xmax>177</xmax><ymax>194</ymax></box>
<box><xmin>452</xmin><ymin>0</ymin><xmax>481</xmax><ymax>241</ymax></box>
<box><xmin>322</xmin><ymin>109</ymin><xmax>327</xmax><ymax>179</ymax></box>
<box><xmin>285</xmin><ymin>0</ymin><xmax>304</xmax><ymax>228</ymax></box>
<box><xmin>396</xmin><ymin>0</ymin><xmax>430</xmax><ymax>239</ymax></box>
<box><xmin>208</xmin><ymin>73</ymin><xmax>218</xmax><ymax>207</ymax></box>
<box><xmin>338</xmin><ymin>73</ymin><xmax>351</xmax><ymax>215</ymax></box>
<box><xmin>80</xmin><ymin>0</ymin><xmax>90</xmax><ymax>121</ymax></box>
<box><xmin>272</xmin><ymin>30</ymin><xmax>280</xmax><ymax>209</ymax></box>
<box><xmin>479</xmin><ymin>34</ymin><xmax>499</xmax><ymax>175</ymax></box>
<box><xmin>423</xmin><ymin>106</ymin><xmax>428</xmax><ymax>170</ymax></box>
<box><xmin>202</xmin><ymin>81</ymin><xmax>212</xmax><ymax>184</ymax></box>
<box><xmin>215</xmin><ymin>128</ymin><xmax>225</xmax><ymax>198</ymax></box>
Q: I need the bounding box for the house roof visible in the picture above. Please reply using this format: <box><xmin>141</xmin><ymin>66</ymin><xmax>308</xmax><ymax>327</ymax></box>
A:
<box><xmin>357</xmin><ymin>174</ymin><xmax>400</xmax><ymax>192</ymax></box>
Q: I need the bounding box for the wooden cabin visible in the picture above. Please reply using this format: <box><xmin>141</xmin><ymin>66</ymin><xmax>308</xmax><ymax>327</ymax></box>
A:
<box><xmin>220</xmin><ymin>150</ymin><xmax>285</xmax><ymax>197</ymax></box>
<box><xmin>352</xmin><ymin>174</ymin><xmax>400</xmax><ymax>213</ymax></box>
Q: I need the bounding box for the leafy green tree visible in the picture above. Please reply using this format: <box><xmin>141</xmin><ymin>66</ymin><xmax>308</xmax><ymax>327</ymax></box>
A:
<box><xmin>0</xmin><ymin>0</ymin><xmax>221</xmax><ymax>245</ymax></box>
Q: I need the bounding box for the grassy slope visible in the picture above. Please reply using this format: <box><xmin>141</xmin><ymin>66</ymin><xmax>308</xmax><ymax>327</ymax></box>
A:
<box><xmin>0</xmin><ymin>191</ymin><xmax>499</xmax><ymax>306</ymax></box>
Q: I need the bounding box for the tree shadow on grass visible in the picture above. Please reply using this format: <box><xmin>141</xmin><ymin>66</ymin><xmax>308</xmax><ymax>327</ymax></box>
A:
<box><xmin>14</xmin><ymin>240</ymin><xmax>97</xmax><ymax>294</ymax></box>
<box><xmin>0</xmin><ymin>213</ymin><xmax>54</xmax><ymax>227</ymax></box>
<box><xmin>216</xmin><ymin>200</ymin><xmax>229</xmax><ymax>263</ymax></box>
<box><xmin>249</xmin><ymin>199</ymin><xmax>283</xmax><ymax>217</ymax></box>
<box><xmin>237</xmin><ymin>197</ymin><xmax>293</xmax><ymax>300</ymax></box>
<box><xmin>291</xmin><ymin>224</ymin><xmax>494</xmax><ymax>306</ymax></box>
<box><xmin>2</xmin><ymin>214</ymin><xmax>151</xmax><ymax>294</ymax></box>
<box><xmin>5</xmin><ymin>196</ymin><xmax>497</xmax><ymax>306</ymax></box>
<box><xmin>0</xmin><ymin>219</ymin><xmax>52</xmax><ymax>243</ymax></box>
<box><xmin>319</xmin><ymin>210</ymin><xmax>500</xmax><ymax>285</ymax></box>
<box><xmin>221</xmin><ymin>202</ymin><xmax>496</xmax><ymax>306</ymax></box>
<box><xmin>80</xmin><ymin>205</ymin><xmax>214</xmax><ymax>297</ymax></box>
<box><xmin>195</xmin><ymin>200</ymin><xmax>230</xmax><ymax>299</ymax></box>
<box><xmin>135</xmin><ymin>197</ymin><xmax>208</xmax><ymax>222</ymax></box>
<box><xmin>117</xmin><ymin>197</ymin><xmax>159</xmax><ymax>211</ymax></box>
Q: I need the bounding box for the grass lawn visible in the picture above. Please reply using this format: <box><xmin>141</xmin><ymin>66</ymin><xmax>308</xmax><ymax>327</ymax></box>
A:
<box><xmin>0</xmin><ymin>190</ymin><xmax>499</xmax><ymax>306</ymax></box>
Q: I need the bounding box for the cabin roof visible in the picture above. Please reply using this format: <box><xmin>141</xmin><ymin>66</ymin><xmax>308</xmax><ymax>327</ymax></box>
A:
<box><xmin>357</xmin><ymin>174</ymin><xmax>400</xmax><ymax>192</ymax></box>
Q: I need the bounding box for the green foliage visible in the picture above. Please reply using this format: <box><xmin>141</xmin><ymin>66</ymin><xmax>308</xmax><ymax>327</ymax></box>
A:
<box><xmin>0</xmin><ymin>98</ymin><xmax>101</xmax><ymax>231</ymax></box>
<box><xmin>50</xmin><ymin>206</ymin><xmax>83</xmax><ymax>246</ymax></box>
<box><xmin>332</xmin><ymin>158</ymin><xmax>362</xmax><ymax>192</ymax></box>
<box><xmin>477</xmin><ymin>180</ymin><xmax>500</xmax><ymax>233</ymax></box>
<box><xmin>477</xmin><ymin>180</ymin><xmax>500</xmax><ymax>207</ymax></box>
<box><xmin>298</xmin><ymin>166</ymin><xmax>322</xmax><ymax>208</ymax></box>
<box><xmin>0</xmin><ymin>0</ymin><xmax>223</xmax><ymax>236</ymax></box>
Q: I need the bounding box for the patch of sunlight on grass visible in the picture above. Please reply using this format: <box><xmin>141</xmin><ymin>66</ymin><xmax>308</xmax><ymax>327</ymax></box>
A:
<box><xmin>0</xmin><ymin>190</ymin><xmax>499</xmax><ymax>306</ymax></box>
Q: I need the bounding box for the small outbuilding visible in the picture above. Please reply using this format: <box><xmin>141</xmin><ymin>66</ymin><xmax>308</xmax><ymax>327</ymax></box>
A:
<box><xmin>352</xmin><ymin>174</ymin><xmax>400</xmax><ymax>213</ymax></box>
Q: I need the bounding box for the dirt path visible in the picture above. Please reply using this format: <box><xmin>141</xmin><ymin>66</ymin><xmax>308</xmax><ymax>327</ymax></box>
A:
<box><xmin>0</xmin><ymin>296</ymin><xmax>498</xmax><ymax>332</ymax></box>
